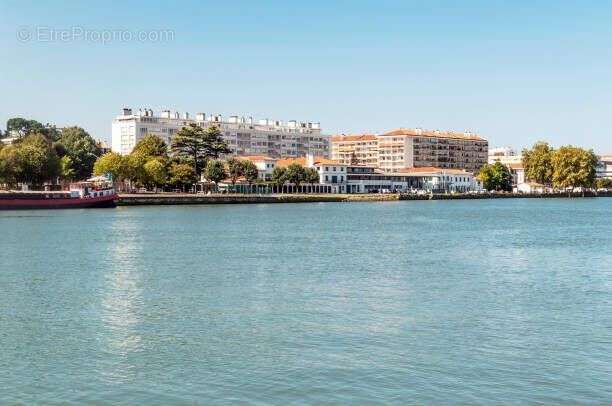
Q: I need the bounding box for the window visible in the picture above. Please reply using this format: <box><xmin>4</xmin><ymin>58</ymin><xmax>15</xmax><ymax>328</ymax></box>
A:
<box><xmin>325</xmin><ymin>175</ymin><xmax>329</xmax><ymax>181</ymax></box>
<box><xmin>325</xmin><ymin>167</ymin><xmax>329</xmax><ymax>171</ymax></box>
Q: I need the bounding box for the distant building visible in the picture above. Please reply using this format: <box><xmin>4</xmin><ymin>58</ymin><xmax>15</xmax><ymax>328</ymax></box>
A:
<box><xmin>0</xmin><ymin>130</ymin><xmax>21</xmax><ymax>145</ymax></box>
<box><xmin>112</xmin><ymin>108</ymin><xmax>329</xmax><ymax>158</ymax></box>
<box><xmin>597</xmin><ymin>155</ymin><xmax>612</xmax><ymax>178</ymax></box>
<box><xmin>97</xmin><ymin>140</ymin><xmax>111</xmax><ymax>155</ymax></box>
<box><xmin>332</xmin><ymin>128</ymin><xmax>488</xmax><ymax>174</ymax></box>
<box><xmin>488</xmin><ymin>146</ymin><xmax>522</xmax><ymax>165</ymax></box>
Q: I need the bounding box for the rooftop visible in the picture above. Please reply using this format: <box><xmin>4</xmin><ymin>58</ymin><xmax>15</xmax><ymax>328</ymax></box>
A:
<box><xmin>382</xmin><ymin>128</ymin><xmax>486</xmax><ymax>141</ymax></box>
<box><xmin>330</xmin><ymin>134</ymin><xmax>377</xmax><ymax>142</ymax></box>
<box><xmin>276</xmin><ymin>156</ymin><xmax>343</xmax><ymax>168</ymax></box>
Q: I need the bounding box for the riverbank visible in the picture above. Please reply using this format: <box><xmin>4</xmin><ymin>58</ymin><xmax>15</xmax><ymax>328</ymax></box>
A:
<box><xmin>117</xmin><ymin>191</ymin><xmax>612</xmax><ymax>205</ymax></box>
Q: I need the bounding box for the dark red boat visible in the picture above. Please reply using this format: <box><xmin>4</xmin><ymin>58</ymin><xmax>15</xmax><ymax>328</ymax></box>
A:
<box><xmin>0</xmin><ymin>181</ymin><xmax>117</xmax><ymax>210</ymax></box>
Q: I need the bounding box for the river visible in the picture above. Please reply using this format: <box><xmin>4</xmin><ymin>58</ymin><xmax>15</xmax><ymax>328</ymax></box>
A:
<box><xmin>1</xmin><ymin>199</ymin><xmax>611</xmax><ymax>404</ymax></box>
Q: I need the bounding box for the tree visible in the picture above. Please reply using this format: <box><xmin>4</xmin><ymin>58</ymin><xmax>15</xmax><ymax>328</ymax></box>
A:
<box><xmin>143</xmin><ymin>158</ymin><xmax>168</xmax><ymax>190</ymax></box>
<box><xmin>169</xmin><ymin>162</ymin><xmax>197</xmax><ymax>191</ymax></box>
<box><xmin>522</xmin><ymin>142</ymin><xmax>553</xmax><ymax>186</ymax></box>
<box><xmin>271</xmin><ymin>166</ymin><xmax>287</xmax><ymax>189</ymax></box>
<box><xmin>57</xmin><ymin>126</ymin><xmax>101</xmax><ymax>180</ymax></box>
<box><xmin>59</xmin><ymin>155</ymin><xmax>76</xmax><ymax>181</ymax></box>
<box><xmin>6</xmin><ymin>118</ymin><xmax>60</xmax><ymax>141</ymax></box>
<box><xmin>478</xmin><ymin>162</ymin><xmax>512</xmax><ymax>191</ymax></box>
<box><xmin>171</xmin><ymin>124</ymin><xmax>231</xmax><ymax>177</ymax></box>
<box><xmin>596</xmin><ymin>178</ymin><xmax>612</xmax><ymax>189</ymax></box>
<box><xmin>93</xmin><ymin>152</ymin><xmax>126</xmax><ymax>181</ymax></box>
<box><xmin>551</xmin><ymin>146</ymin><xmax>597</xmax><ymax>190</ymax></box>
<box><xmin>204</xmin><ymin>160</ymin><xmax>227</xmax><ymax>188</ymax></box>
<box><xmin>132</xmin><ymin>134</ymin><xmax>168</xmax><ymax>157</ymax></box>
<box><xmin>0</xmin><ymin>145</ymin><xmax>21</xmax><ymax>186</ymax></box>
<box><xmin>242</xmin><ymin>160</ymin><xmax>259</xmax><ymax>185</ymax></box>
<box><xmin>284</xmin><ymin>163</ymin><xmax>307</xmax><ymax>188</ymax></box>
<box><xmin>226</xmin><ymin>157</ymin><xmax>244</xmax><ymax>186</ymax></box>
<box><xmin>6</xmin><ymin>118</ymin><xmax>45</xmax><ymax>138</ymax></box>
<box><xmin>304</xmin><ymin>167</ymin><xmax>320</xmax><ymax>184</ymax></box>
<box><xmin>11</xmin><ymin>133</ymin><xmax>60</xmax><ymax>185</ymax></box>
<box><xmin>125</xmin><ymin>152</ymin><xmax>149</xmax><ymax>186</ymax></box>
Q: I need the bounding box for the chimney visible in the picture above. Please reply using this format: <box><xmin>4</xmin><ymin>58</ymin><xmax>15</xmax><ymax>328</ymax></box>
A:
<box><xmin>122</xmin><ymin>107</ymin><xmax>132</xmax><ymax>116</ymax></box>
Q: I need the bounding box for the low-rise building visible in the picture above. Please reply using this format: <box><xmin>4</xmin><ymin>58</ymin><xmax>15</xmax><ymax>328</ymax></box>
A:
<box><xmin>237</xmin><ymin>156</ymin><xmax>277</xmax><ymax>181</ymax></box>
<box><xmin>346</xmin><ymin>166</ymin><xmax>480</xmax><ymax>194</ymax></box>
<box><xmin>276</xmin><ymin>155</ymin><xmax>348</xmax><ymax>193</ymax></box>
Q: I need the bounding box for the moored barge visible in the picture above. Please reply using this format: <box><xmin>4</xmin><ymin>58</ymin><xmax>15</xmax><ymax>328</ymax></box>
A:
<box><xmin>0</xmin><ymin>181</ymin><xmax>117</xmax><ymax>210</ymax></box>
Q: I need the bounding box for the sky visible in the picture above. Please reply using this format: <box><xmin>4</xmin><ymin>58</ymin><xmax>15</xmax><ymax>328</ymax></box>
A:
<box><xmin>1</xmin><ymin>0</ymin><xmax>612</xmax><ymax>152</ymax></box>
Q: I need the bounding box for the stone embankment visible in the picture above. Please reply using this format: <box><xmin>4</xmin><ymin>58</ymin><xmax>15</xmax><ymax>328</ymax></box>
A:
<box><xmin>117</xmin><ymin>191</ymin><xmax>611</xmax><ymax>206</ymax></box>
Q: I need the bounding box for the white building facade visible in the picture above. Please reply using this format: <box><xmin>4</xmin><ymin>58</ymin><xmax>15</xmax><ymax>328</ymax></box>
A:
<box><xmin>112</xmin><ymin>108</ymin><xmax>329</xmax><ymax>158</ymax></box>
<box><xmin>597</xmin><ymin>155</ymin><xmax>612</xmax><ymax>178</ymax></box>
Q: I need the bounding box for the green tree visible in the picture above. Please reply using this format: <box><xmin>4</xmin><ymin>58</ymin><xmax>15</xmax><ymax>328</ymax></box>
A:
<box><xmin>57</xmin><ymin>126</ymin><xmax>101</xmax><ymax>180</ymax></box>
<box><xmin>12</xmin><ymin>133</ymin><xmax>60</xmax><ymax>185</ymax></box>
<box><xmin>132</xmin><ymin>134</ymin><xmax>168</xmax><ymax>157</ymax></box>
<box><xmin>304</xmin><ymin>167</ymin><xmax>320</xmax><ymax>184</ymax></box>
<box><xmin>284</xmin><ymin>163</ymin><xmax>307</xmax><ymax>188</ymax></box>
<box><xmin>6</xmin><ymin>118</ymin><xmax>45</xmax><ymax>137</ymax></box>
<box><xmin>226</xmin><ymin>157</ymin><xmax>244</xmax><ymax>187</ymax></box>
<box><xmin>143</xmin><ymin>157</ymin><xmax>168</xmax><ymax>190</ymax></box>
<box><xmin>204</xmin><ymin>160</ymin><xmax>227</xmax><ymax>188</ymax></box>
<box><xmin>171</xmin><ymin>124</ymin><xmax>231</xmax><ymax>176</ymax></box>
<box><xmin>59</xmin><ymin>155</ymin><xmax>76</xmax><ymax>181</ymax></box>
<box><xmin>596</xmin><ymin>178</ymin><xmax>612</xmax><ymax>189</ymax></box>
<box><xmin>169</xmin><ymin>162</ymin><xmax>197</xmax><ymax>191</ymax></box>
<box><xmin>124</xmin><ymin>152</ymin><xmax>150</xmax><ymax>186</ymax></box>
<box><xmin>242</xmin><ymin>160</ymin><xmax>259</xmax><ymax>185</ymax></box>
<box><xmin>93</xmin><ymin>152</ymin><xmax>126</xmax><ymax>181</ymax></box>
<box><xmin>551</xmin><ymin>146</ymin><xmax>597</xmax><ymax>190</ymax></box>
<box><xmin>6</xmin><ymin>118</ymin><xmax>60</xmax><ymax>141</ymax></box>
<box><xmin>478</xmin><ymin>162</ymin><xmax>512</xmax><ymax>191</ymax></box>
<box><xmin>522</xmin><ymin>142</ymin><xmax>554</xmax><ymax>186</ymax></box>
<box><xmin>0</xmin><ymin>145</ymin><xmax>21</xmax><ymax>186</ymax></box>
<box><xmin>271</xmin><ymin>166</ymin><xmax>287</xmax><ymax>189</ymax></box>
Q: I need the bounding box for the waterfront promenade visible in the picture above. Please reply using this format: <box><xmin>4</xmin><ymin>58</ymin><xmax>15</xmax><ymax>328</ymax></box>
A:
<box><xmin>117</xmin><ymin>191</ymin><xmax>612</xmax><ymax>206</ymax></box>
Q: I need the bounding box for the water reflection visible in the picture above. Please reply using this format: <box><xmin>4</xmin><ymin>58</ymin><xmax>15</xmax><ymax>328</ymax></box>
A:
<box><xmin>99</xmin><ymin>216</ymin><xmax>144</xmax><ymax>383</ymax></box>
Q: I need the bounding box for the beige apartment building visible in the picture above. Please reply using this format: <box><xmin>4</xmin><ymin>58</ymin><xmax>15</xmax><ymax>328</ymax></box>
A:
<box><xmin>330</xmin><ymin>134</ymin><xmax>378</xmax><ymax>166</ymax></box>
<box><xmin>332</xmin><ymin>128</ymin><xmax>488</xmax><ymax>173</ymax></box>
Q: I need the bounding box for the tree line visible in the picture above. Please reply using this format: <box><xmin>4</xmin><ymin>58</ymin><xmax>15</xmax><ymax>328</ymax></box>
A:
<box><xmin>0</xmin><ymin>118</ymin><xmax>101</xmax><ymax>187</ymax></box>
<box><xmin>478</xmin><ymin>141</ymin><xmax>603</xmax><ymax>191</ymax></box>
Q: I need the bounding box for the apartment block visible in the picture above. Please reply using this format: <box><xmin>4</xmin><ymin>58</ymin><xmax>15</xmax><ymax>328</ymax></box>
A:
<box><xmin>112</xmin><ymin>108</ymin><xmax>329</xmax><ymax>158</ymax></box>
<box><xmin>331</xmin><ymin>128</ymin><xmax>488</xmax><ymax>173</ymax></box>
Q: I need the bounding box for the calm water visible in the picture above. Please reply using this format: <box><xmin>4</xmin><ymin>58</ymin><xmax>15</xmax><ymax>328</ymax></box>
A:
<box><xmin>1</xmin><ymin>199</ymin><xmax>611</xmax><ymax>404</ymax></box>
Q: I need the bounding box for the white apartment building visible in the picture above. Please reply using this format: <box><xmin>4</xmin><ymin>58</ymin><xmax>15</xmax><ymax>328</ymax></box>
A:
<box><xmin>597</xmin><ymin>155</ymin><xmax>612</xmax><ymax>178</ymax></box>
<box><xmin>112</xmin><ymin>108</ymin><xmax>329</xmax><ymax>158</ymax></box>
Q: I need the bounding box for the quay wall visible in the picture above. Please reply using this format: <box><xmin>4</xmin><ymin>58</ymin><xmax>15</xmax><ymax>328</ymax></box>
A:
<box><xmin>117</xmin><ymin>192</ymin><xmax>612</xmax><ymax>206</ymax></box>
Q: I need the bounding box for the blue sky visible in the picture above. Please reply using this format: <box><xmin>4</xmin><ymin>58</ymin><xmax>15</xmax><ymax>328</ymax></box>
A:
<box><xmin>1</xmin><ymin>0</ymin><xmax>612</xmax><ymax>152</ymax></box>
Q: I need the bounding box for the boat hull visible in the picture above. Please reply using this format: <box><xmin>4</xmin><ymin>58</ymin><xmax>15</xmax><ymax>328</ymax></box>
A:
<box><xmin>0</xmin><ymin>194</ymin><xmax>117</xmax><ymax>210</ymax></box>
